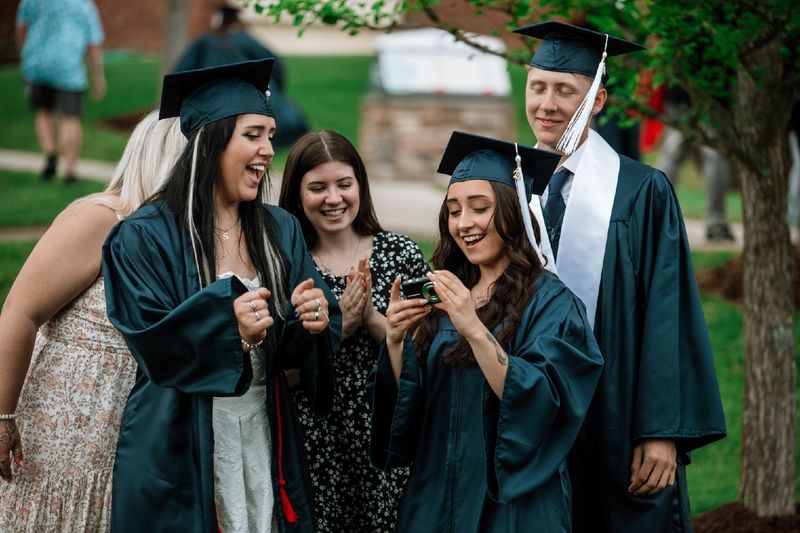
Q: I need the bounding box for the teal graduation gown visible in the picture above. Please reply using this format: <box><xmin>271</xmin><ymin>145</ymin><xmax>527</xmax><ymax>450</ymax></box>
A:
<box><xmin>568</xmin><ymin>157</ymin><xmax>727</xmax><ymax>533</ymax></box>
<box><xmin>102</xmin><ymin>201</ymin><xmax>341</xmax><ymax>533</ymax></box>
<box><xmin>367</xmin><ymin>272</ymin><xmax>604</xmax><ymax>533</ymax></box>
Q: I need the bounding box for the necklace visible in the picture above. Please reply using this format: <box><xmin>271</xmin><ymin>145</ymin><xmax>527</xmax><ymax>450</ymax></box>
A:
<box><xmin>215</xmin><ymin>219</ymin><xmax>240</xmax><ymax>241</ymax></box>
<box><xmin>314</xmin><ymin>236</ymin><xmax>366</xmax><ymax>275</ymax></box>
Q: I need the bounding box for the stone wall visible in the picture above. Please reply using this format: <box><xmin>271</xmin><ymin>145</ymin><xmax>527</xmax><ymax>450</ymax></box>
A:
<box><xmin>359</xmin><ymin>93</ymin><xmax>516</xmax><ymax>183</ymax></box>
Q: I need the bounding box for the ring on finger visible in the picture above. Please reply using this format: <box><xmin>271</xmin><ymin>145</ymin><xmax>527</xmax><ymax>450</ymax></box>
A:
<box><xmin>254</xmin><ymin>311</ymin><xmax>261</xmax><ymax>321</ymax></box>
<box><xmin>249</xmin><ymin>300</ymin><xmax>258</xmax><ymax>312</ymax></box>
<box><xmin>314</xmin><ymin>298</ymin><xmax>322</xmax><ymax>312</ymax></box>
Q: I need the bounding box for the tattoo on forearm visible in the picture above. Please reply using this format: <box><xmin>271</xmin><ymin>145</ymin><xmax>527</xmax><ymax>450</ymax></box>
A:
<box><xmin>0</xmin><ymin>421</ymin><xmax>15</xmax><ymax>445</ymax></box>
<box><xmin>487</xmin><ymin>334</ymin><xmax>508</xmax><ymax>366</ymax></box>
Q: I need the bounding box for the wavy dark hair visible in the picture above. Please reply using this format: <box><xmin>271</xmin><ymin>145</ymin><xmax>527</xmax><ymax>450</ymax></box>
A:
<box><xmin>155</xmin><ymin>115</ymin><xmax>289</xmax><ymax>319</ymax></box>
<box><xmin>412</xmin><ymin>181</ymin><xmax>545</xmax><ymax>367</ymax></box>
<box><xmin>278</xmin><ymin>130</ymin><xmax>383</xmax><ymax>249</ymax></box>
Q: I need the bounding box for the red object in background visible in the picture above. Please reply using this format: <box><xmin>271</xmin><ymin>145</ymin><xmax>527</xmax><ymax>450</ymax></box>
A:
<box><xmin>640</xmin><ymin>82</ymin><xmax>666</xmax><ymax>154</ymax></box>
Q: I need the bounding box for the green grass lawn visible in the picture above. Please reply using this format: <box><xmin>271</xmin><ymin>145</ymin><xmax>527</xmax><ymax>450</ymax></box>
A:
<box><xmin>0</xmin><ymin>240</ymin><xmax>36</xmax><ymax>303</ymax></box>
<box><xmin>0</xmin><ymin>169</ymin><xmax>105</xmax><ymax>227</ymax></box>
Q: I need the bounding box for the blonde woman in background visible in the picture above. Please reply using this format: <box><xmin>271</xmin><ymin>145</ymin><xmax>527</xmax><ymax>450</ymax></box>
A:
<box><xmin>0</xmin><ymin>109</ymin><xmax>185</xmax><ymax>532</ymax></box>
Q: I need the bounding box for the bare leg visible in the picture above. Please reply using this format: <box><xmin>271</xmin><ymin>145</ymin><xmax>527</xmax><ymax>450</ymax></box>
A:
<box><xmin>59</xmin><ymin>115</ymin><xmax>82</xmax><ymax>181</ymax></box>
<box><xmin>34</xmin><ymin>110</ymin><xmax>57</xmax><ymax>156</ymax></box>
<box><xmin>35</xmin><ymin>110</ymin><xmax>58</xmax><ymax>179</ymax></box>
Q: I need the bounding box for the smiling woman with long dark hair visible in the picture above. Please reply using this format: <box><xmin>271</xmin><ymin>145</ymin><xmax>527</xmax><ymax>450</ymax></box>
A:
<box><xmin>367</xmin><ymin>131</ymin><xmax>604</xmax><ymax>532</ymax></box>
<box><xmin>102</xmin><ymin>59</ymin><xmax>341</xmax><ymax>533</ymax></box>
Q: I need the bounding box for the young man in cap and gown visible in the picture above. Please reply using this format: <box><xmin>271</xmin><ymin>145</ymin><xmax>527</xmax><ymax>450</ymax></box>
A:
<box><xmin>513</xmin><ymin>21</ymin><xmax>726</xmax><ymax>533</ymax></box>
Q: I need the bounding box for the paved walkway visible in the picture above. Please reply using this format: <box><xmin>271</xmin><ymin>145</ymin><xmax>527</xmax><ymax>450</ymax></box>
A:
<box><xmin>0</xmin><ymin>147</ymin><xmax>745</xmax><ymax>251</ymax></box>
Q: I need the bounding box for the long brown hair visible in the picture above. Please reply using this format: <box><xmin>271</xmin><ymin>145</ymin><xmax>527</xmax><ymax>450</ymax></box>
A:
<box><xmin>278</xmin><ymin>130</ymin><xmax>383</xmax><ymax>249</ymax></box>
<box><xmin>412</xmin><ymin>181</ymin><xmax>545</xmax><ymax>367</ymax></box>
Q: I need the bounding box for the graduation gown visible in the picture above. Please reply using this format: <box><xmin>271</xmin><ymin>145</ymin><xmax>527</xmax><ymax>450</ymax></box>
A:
<box><xmin>102</xmin><ymin>201</ymin><xmax>341</xmax><ymax>533</ymax></box>
<box><xmin>367</xmin><ymin>272</ymin><xmax>603</xmax><ymax>533</ymax></box>
<box><xmin>561</xmin><ymin>143</ymin><xmax>727</xmax><ymax>533</ymax></box>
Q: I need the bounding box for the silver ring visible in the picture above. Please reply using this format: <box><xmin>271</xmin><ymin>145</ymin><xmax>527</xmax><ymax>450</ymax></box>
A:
<box><xmin>315</xmin><ymin>298</ymin><xmax>322</xmax><ymax>312</ymax></box>
<box><xmin>254</xmin><ymin>311</ymin><xmax>261</xmax><ymax>321</ymax></box>
<box><xmin>249</xmin><ymin>301</ymin><xmax>258</xmax><ymax>312</ymax></box>
<box><xmin>313</xmin><ymin>310</ymin><xmax>319</xmax><ymax>321</ymax></box>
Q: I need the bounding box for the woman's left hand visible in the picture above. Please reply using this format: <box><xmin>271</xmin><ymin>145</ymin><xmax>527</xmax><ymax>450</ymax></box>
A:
<box><xmin>429</xmin><ymin>270</ymin><xmax>483</xmax><ymax>340</ymax></box>
<box><xmin>357</xmin><ymin>256</ymin><xmax>377</xmax><ymax>324</ymax></box>
<box><xmin>292</xmin><ymin>278</ymin><xmax>330</xmax><ymax>334</ymax></box>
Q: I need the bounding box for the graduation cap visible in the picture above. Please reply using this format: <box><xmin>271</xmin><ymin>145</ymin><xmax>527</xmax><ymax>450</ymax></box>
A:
<box><xmin>160</xmin><ymin>58</ymin><xmax>275</xmax><ymax>137</ymax></box>
<box><xmin>437</xmin><ymin>131</ymin><xmax>560</xmax><ymax>263</ymax></box>
<box><xmin>438</xmin><ymin>131</ymin><xmax>559</xmax><ymax>199</ymax></box>
<box><xmin>513</xmin><ymin>21</ymin><xmax>646</xmax><ymax>155</ymax></box>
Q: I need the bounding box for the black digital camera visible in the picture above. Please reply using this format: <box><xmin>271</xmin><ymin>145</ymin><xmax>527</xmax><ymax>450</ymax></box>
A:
<box><xmin>401</xmin><ymin>276</ymin><xmax>440</xmax><ymax>304</ymax></box>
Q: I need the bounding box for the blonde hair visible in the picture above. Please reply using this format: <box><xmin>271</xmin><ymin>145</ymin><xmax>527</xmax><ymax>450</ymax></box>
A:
<box><xmin>82</xmin><ymin>109</ymin><xmax>186</xmax><ymax>216</ymax></box>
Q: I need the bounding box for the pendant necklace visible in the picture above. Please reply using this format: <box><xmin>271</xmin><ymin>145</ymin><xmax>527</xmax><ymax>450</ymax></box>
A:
<box><xmin>215</xmin><ymin>219</ymin><xmax>240</xmax><ymax>241</ymax></box>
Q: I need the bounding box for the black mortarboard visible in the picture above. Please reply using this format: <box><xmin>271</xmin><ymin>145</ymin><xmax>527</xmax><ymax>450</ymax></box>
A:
<box><xmin>513</xmin><ymin>21</ymin><xmax>645</xmax><ymax>78</ymax></box>
<box><xmin>160</xmin><ymin>58</ymin><xmax>275</xmax><ymax>137</ymax></box>
<box><xmin>437</xmin><ymin>131</ymin><xmax>559</xmax><ymax>202</ymax></box>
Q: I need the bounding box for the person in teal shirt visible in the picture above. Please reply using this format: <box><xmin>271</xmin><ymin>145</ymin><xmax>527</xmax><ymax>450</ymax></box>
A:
<box><xmin>103</xmin><ymin>59</ymin><xmax>340</xmax><ymax>533</ymax></box>
<box><xmin>367</xmin><ymin>131</ymin><xmax>604</xmax><ymax>532</ymax></box>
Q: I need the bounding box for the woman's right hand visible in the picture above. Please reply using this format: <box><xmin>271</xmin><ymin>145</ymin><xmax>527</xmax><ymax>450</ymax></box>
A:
<box><xmin>234</xmin><ymin>288</ymin><xmax>273</xmax><ymax>349</ymax></box>
<box><xmin>0</xmin><ymin>419</ymin><xmax>23</xmax><ymax>482</ymax></box>
<box><xmin>386</xmin><ymin>277</ymin><xmax>430</xmax><ymax>346</ymax></box>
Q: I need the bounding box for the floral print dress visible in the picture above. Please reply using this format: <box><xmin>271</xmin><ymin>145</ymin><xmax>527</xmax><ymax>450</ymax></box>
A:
<box><xmin>0</xmin><ymin>277</ymin><xmax>137</xmax><ymax>532</ymax></box>
<box><xmin>292</xmin><ymin>232</ymin><xmax>429</xmax><ymax>532</ymax></box>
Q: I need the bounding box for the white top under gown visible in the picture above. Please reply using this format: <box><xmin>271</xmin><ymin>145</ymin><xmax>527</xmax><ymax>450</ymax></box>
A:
<box><xmin>213</xmin><ymin>273</ymin><xmax>277</xmax><ymax>533</ymax></box>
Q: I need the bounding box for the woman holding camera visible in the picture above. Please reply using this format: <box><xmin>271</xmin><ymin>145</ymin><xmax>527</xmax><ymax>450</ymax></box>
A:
<box><xmin>278</xmin><ymin>130</ymin><xmax>428</xmax><ymax>532</ymax></box>
<box><xmin>368</xmin><ymin>132</ymin><xmax>604</xmax><ymax>532</ymax></box>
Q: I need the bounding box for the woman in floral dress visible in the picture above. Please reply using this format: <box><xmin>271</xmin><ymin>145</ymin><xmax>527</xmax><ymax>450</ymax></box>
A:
<box><xmin>279</xmin><ymin>130</ymin><xmax>429</xmax><ymax>532</ymax></box>
<box><xmin>0</xmin><ymin>110</ymin><xmax>185</xmax><ymax>532</ymax></box>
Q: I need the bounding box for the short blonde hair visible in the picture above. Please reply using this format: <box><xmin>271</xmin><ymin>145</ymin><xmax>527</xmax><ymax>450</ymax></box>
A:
<box><xmin>83</xmin><ymin>110</ymin><xmax>185</xmax><ymax>217</ymax></box>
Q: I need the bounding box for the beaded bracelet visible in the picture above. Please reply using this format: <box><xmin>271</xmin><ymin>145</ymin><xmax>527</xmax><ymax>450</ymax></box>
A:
<box><xmin>240</xmin><ymin>337</ymin><xmax>265</xmax><ymax>351</ymax></box>
<box><xmin>0</xmin><ymin>414</ymin><xmax>16</xmax><ymax>421</ymax></box>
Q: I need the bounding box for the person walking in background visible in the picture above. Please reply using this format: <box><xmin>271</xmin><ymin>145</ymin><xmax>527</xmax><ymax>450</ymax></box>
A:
<box><xmin>173</xmin><ymin>4</ymin><xmax>309</xmax><ymax>150</ymax></box>
<box><xmin>15</xmin><ymin>0</ymin><xmax>106</xmax><ymax>184</ymax></box>
<box><xmin>514</xmin><ymin>21</ymin><xmax>726</xmax><ymax>532</ymax></box>
<box><xmin>656</xmin><ymin>85</ymin><xmax>736</xmax><ymax>242</ymax></box>
<box><xmin>0</xmin><ymin>110</ymin><xmax>184</xmax><ymax>532</ymax></box>
<box><xmin>278</xmin><ymin>130</ymin><xmax>429</xmax><ymax>532</ymax></box>
<box><xmin>368</xmin><ymin>131</ymin><xmax>603</xmax><ymax>532</ymax></box>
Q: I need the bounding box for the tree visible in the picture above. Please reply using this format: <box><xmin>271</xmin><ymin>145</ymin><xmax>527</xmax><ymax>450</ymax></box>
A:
<box><xmin>248</xmin><ymin>0</ymin><xmax>799</xmax><ymax>517</ymax></box>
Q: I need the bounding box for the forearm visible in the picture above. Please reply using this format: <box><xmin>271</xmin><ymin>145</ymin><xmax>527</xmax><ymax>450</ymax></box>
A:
<box><xmin>363</xmin><ymin>310</ymin><xmax>387</xmax><ymax>344</ymax></box>
<box><xmin>0</xmin><ymin>311</ymin><xmax>39</xmax><ymax>413</ymax></box>
<box><xmin>385</xmin><ymin>339</ymin><xmax>404</xmax><ymax>385</ymax></box>
<box><xmin>466</xmin><ymin>325</ymin><xmax>508</xmax><ymax>399</ymax></box>
<box><xmin>87</xmin><ymin>45</ymin><xmax>104</xmax><ymax>82</ymax></box>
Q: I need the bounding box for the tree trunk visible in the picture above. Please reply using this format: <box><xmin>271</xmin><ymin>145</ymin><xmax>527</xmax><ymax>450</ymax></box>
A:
<box><xmin>162</xmin><ymin>0</ymin><xmax>191</xmax><ymax>76</ymax></box>
<box><xmin>736</xmin><ymin>37</ymin><xmax>797</xmax><ymax>517</ymax></box>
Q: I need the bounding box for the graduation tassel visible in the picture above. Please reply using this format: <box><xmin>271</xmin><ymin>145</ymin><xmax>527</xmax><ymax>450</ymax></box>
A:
<box><xmin>556</xmin><ymin>34</ymin><xmax>608</xmax><ymax>156</ymax></box>
<box><xmin>513</xmin><ymin>143</ymin><xmax>547</xmax><ymax>266</ymax></box>
<box><xmin>274</xmin><ymin>373</ymin><xmax>299</xmax><ymax>524</ymax></box>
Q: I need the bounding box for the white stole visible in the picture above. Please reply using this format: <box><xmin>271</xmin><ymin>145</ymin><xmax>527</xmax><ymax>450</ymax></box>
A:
<box><xmin>529</xmin><ymin>130</ymin><xmax>619</xmax><ymax>328</ymax></box>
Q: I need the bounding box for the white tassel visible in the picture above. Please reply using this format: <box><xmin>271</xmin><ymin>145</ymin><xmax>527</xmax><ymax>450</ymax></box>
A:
<box><xmin>513</xmin><ymin>143</ymin><xmax>547</xmax><ymax>266</ymax></box>
<box><xmin>556</xmin><ymin>35</ymin><xmax>608</xmax><ymax>156</ymax></box>
<box><xmin>186</xmin><ymin>127</ymin><xmax>208</xmax><ymax>287</ymax></box>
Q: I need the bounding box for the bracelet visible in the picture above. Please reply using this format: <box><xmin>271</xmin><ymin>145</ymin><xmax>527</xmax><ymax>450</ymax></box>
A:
<box><xmin>240</xmin><ymin>337</ymin><xmax>264</xmax><ymax>351</ymax></box>
<box><xmin>0</xmin><ymin>414</ymin><xmax>16</xmax><ymax>421</ymax></box>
